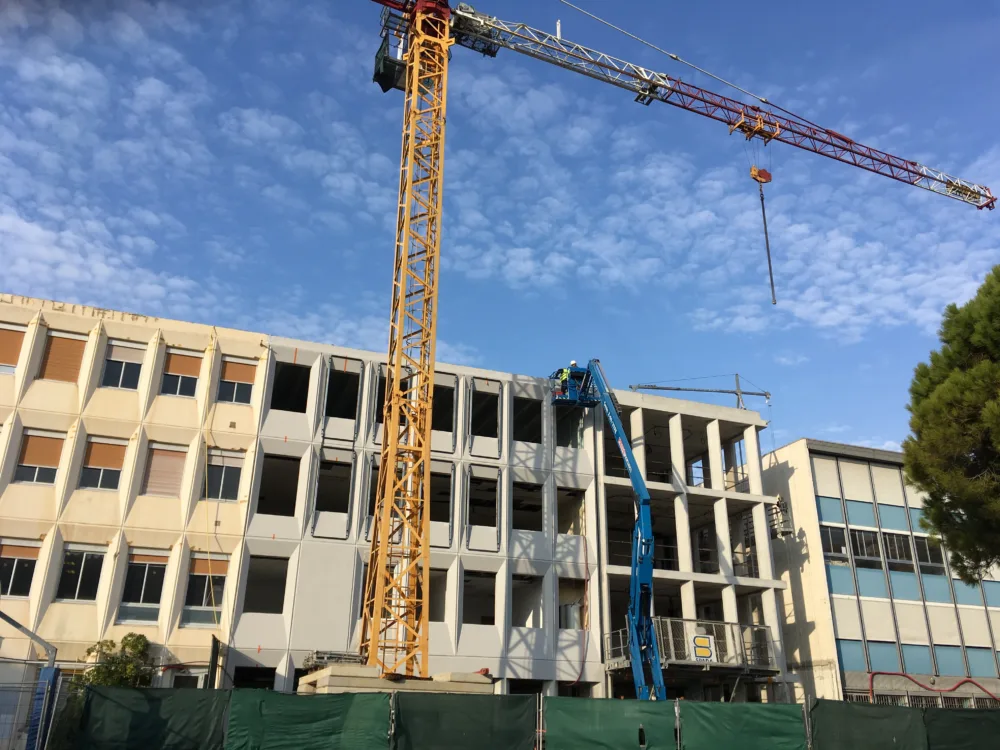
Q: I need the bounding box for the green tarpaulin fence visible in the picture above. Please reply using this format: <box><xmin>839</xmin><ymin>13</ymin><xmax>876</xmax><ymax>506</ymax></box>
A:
<box><xmin>225</xmin><ymin>690</ymin><xmax>389</xmax><ymax>750</ymax></box>
<box><xmin>924</xmin><ymin>707</ymin><xmax>1000</xmax><ymax>750</ymax></box>
<box><xmin>679</xmin><ymin>701</ymin><xmax>807</xmax><ymax>750</ymax></box>
<box><xmin>544</xmin><ymin>696</ymin><xmax>676</xmax><ymax>750</ymax></box>
<box><xmin>393</xmin><ymin>693</ymin><xmax>535</xmax><ymax>750</ymax></box>
<box><xmin>810</xmin><ymin>699</ymin><xmax>928</xmax><ymax>750</ymax></box>
<box><xmin>68</xmin><ymin>687</ymin><xmax>230</xmax><ymax>750</ymax></box>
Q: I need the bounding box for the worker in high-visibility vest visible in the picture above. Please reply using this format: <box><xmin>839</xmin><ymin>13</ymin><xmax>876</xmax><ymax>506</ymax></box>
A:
<box><xmin>559</xmin><ymin>360</ymin><xmax>578</xmax><ymax>394</ymax></box>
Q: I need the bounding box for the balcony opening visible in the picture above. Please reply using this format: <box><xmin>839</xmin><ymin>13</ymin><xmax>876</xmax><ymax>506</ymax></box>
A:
<box><xmin>653</xmin><ymin>584</ymin><xmax>682</xmax><ymax>619</ymax></box>
<box><xmin>429</xmin><ymin>569</ymin><xmax>448</xmax><ymax>622</ymax></box>
<box><xmin>508</xmin><ymin>680</ymin><xmax>545</xmax><ymax>695</ymax></box>
<box><xmin>605</xmin><ymin>486</ymin><xmax>635</xmax><ymax>567</ymax></box>
<box><xmin>512</xmin><ymin>481</ymin><xmax>543</xmax><ymax>532</ymax></box>
<box><xmin>643</xmin><ymin>412</ymin><xmax>673</xmax><ymax>483</ymax></box>
<box><xmin>431</xmin><ymin>381</ymin><xmax>455</xmax><ymax>433</ymax></box>
<box><xmin>270</xmin><ymin>362</ymin><xmax>310</xmax><ymax>413</ymax></box>
<box><xmin>325</xmin><ymin>359</ymin><xmax>361</xmax><ymax>420</ymax></box>
<box><xmin>243</xmin><ymin>556</ymin><xmax>288</xmax><ymax>614</ymax></box>
<box><xmin>558</xmin><ymin>577</ymin><xmax>586</xmax><ymax>629</ymax></box>
<box><xmin>316</xmin><ymin>454</ymin><xmax>352</xmax><ymax>514</ymax></box>
<box><xmin>557</xmin><ymin>486</ymin><xmax>585</xmax><ymax>535</ymax></box>
<box><xmin>694</xmin><ymin>524</ymin><xmax>719</xmax><ymax>574</ymax></box>
<box><xmin>722</xmin><ymin>436</ymin><xmax>749</xmax><ymax>492</ymax></box>
<box><xmin>511</xmin><ymin>574</ymin><xmax>544</xmax><ymax>628</ymax></box>
<box><xmin>558</xmin><ymin>682</ymin><xmax>594</xmax><ymax>697</ymax></box>
<box><xmin>233</xmin><ymin>666</ymin><xmax>276</xmax><ymax>690</ymax></box>
<box><xmin>556</xmin><ymin>407</ymin><xmax>585</xmax><ymax>449</ymax></box>
<box><xmin>257</xmin><ymin>455</ymin><xmax>300</xmax><ymax>517</ymax></box>
<box><xmin>367</xmin><ymin>459</ymin><xmax>380</xmax><ymax>519</ymax></box>
<box><xmin>467</xmin><ymin>467</ymin><xmax>498</xmax><ymax>527</ymax></box>
<box><xmin>608</xmin><ymin>577</ymin><xmax>629</xmax><ymax>629</ymax></box>
<box><xmin>512</xmin><ymin>397</ymin><xmax>542</xmax><ymax>444</ymax></box>
<box><xmin>429</xmin><ymin>467</ymin><xmax>452</xmax><ymax>523</ymax></box>
<box><xmin>603</xmin><ymin>408</ymin><xmax>634</xmax><ymax>478</ymax></box>
<box><xmin>687</xmin><ymin>457</ymin><xmax>707</xmax><ymax>488</ymax></box>
<box><xmin>375</xmin><ymin>368</ymin><xmax>407</xmax><ymax>426</ymax></box>
<box><xmin>462</xmin><ymin>570</ymin><xmax>495</xmax><ymax>625</ymax></box>
<box><xmin>469</xmin><ymin>380</ymin><xmax>499</xmax><ymax>438</ymax></box>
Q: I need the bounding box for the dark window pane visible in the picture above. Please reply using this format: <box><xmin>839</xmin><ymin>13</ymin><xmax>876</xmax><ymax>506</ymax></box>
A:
<box><xmin>235</xmin><ymin>382</ymin><xmax>252</xmax><ymax>404</ymax></box>
<box><xmin>270</xmin><ymin>362</ymin><xmax>310</xmax><ymax>413</ymax></box>
<box><xmin>120</xmin><ymin>362</ymin><xmax>141</xmax><ymax>390</ymax></box>
<box><xmin>102</xmin><ymin>359</ymin><xmax>123</xmax><ymax>387</ymax></box>
<box><xmin>185</xmin><ymin>574</ymin><xmax>206</xmax><ymax>606</ymax></box>
<box><xmin>78</xmin><ymin>553</ymin><xmax>103</xmax><ymax>600</ymax></box>
<box><xmin>178</xmin><ymin>376</ymin><xmax>197</xmax><ymax>397</ymax></box>
<box><xmin>121</xmin><ymin>564</ymin><xmax>146</xmax><ymax>603</ymax></box>
<box><xmin>209</xmin><ymin>576</ymin><xmax>225</xmax><ymax>607</ymax></box>
<box><xmin>99</xmin><ymin>469</ymin><xmax>121</xmax><ymax>490</ymax></box>
<box><xmin>173</xmin><ymin>675</ymin><xmax>199</xmax><ymax>688</ymax></box>
<box><xmin>10</xmin><ymin>559</ymin><xmax>34</xmax><ymax>596</ymax></box>
<box><xmin>217</xmin><ymin>380</ymin><xmax>236</xmax><ymax>403</ymax></box>
<box><xmin>431</xmin><ymin>385</ymin><xmax>454</xmax><ymax>432</ymax></box>
<box><xmin>57</xmin><ymin>552</ymin><xmax>83</xmax><ymax>599</ymax></box>
<box><xmin>142</xmin><ymin>564</ymin><xmax>165</xmax><ymax>604</ymax></box>
<box><xmin>220</xmin><ymin>466</ymin><xmax>241</xmax><ymax>501</ymax></box>
<box><xmin>14</xmin><ymin>465</ymin><xmax>36</xmax><ymax>482</ymax></box>
<box><xmin>244</xmin><ymin>556</ymin><xmax>288</xmax><ymax>614</ymax></box>
<box><xmin>161</xmin><ymin>373</ymin><xmax>180</xmax><ymax>395</ymax></box>
<box><xmin>36</xmin><ymin>467</ymin><xmax>56</xmax><ymax>484</ymax></box>
<box><xmin>326</xmin><ymin>370</ymin><xmax>359</xmax><ymax>419</ymax></box>
<box><xmin>79</xmin><ymin>467</ymin><xmax>103</xmax><ymax>489</ymax></box>
<box><xmin>0</xmin><ymin>558</ymin><xmax>13</xmax><ymax>595</ymax></box>
<box><xmin>206</xmin><ymin>465</ymin><xmax>224</xmax><ymax>499</ymax></box>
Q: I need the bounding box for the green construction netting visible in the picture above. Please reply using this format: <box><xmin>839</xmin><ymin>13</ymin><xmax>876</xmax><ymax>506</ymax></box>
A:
<box><xmin>67</xmin><ymin>687</ymin><xmax>230</xmax><ymax>750</ymax></box>
<box><xmin>924</xmin><ymin>707</ymin><xmax>1000</xmax><ymax>750</ymax></box>
<box><xmin>225</xmin><ymin>690</ymin><xmax>390</xmax><ymax>750</ymax></box>
<box><xmin>679</xmin><ymin>701</ymin><xmax>807</xmax><ymax>750</ymax></box>
<box><xmin>544</xmin><ymin>696</ymin><xmax>676</xmax><ymax>750</ymax></box>
<box><xmin>810</xmin><ymin>699</ymin><xmax>927</xmax><ymax>750</ymax></box>
<box><xmin>393</xmin><ymin>693</ymin><xmax>535</xmax><ymax>750</ymax></box>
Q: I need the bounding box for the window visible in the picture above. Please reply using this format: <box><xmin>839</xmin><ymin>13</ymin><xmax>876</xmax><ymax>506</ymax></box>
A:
<box><xmin>55</xmin><ymin>548</ymin><xmax>104</xmax><ymax>601</ymax></box>
<box><xmin>431</xmin><ymin>381</ymin><xmax>455</xmax><ymax>432</ymax></box>
<box><xmin>903</xmin><ymin>644</ymin><xmax>933</xmax><ymax>675</ymax></box>
<box><xmin>467</xmin><ymin>467</ymin><xmax>499</xmax><ymax>527</ymax></box>
<box><xmin>243</xmin><ymin>556</ymin><xmax>288</xmax><ymax>614</ymax></box>
<box><xmin>218</xmin><ymin>359</ymin><xmax>255</xmax><ymax>404</ymax></box>
<box><xmin>512</xmin><ymin>397</ymin><xmax>542</xmax><ymax>444</ymax></box>
<box><xmin>0</xmin><ymin>543</ymin><xmax>38</xmax><ymax>597</ymax></box>
<box><xmin>512</xmin><ymin>481</ymin><xmax>543</xmax><ymax>532</ymax></box>
<box><xmin>836</xmin><ymin>639</ymin><xmax>866</xmax><ymax>672</ymax></box>
<box><xmin>141</xmin><ymin>445</ymin><xmax>186</xmax><ymax>497</ymax></box>
<box><xmin>14</xmin><ymin>433</ymin><xmax>63</xmax><ymax>484</ymax></box>
<box><xmin>0</xmin><ymin>326</ymin><xmax>26</xmax><ymax>374</ymax></box>
<box><xmin>160</xmin><ymin>350</ymin><xmax>201</xmax><ymax>397</ymax></box>
<box><xmin>233</xmin><ymin>667</ymin><xmax>276</xmax><ymax>689</ymax></box>
<box><xmin>182</xmin><ymin>555</ymin><xmax>227</xmax><ymax>626</ymax></box>
<box><xmin>555</xmin><ymin>407</ymin><xmax>585</xmax><ymax>449</ymax></box>
<box><xmin>557</xmin><ymin>486</ymin><xmax>585</xmax><ymax>535</ymax></box>
<box><xmin>846</xmin><ymin>500</ymin><xmax>876</xmax><ymax>527</ymax></box>
<box><xmin>101</xmin><ymin>342</ymin><xmax>143</xmax><ymax>390</ymax></box>
<box><xmin>984</xmin><ymin>581</ymin><xmax>1000</xmax><ymax>608</ymax></box>
<box><xmin>953</xmin><ymin>579</ymin><xmax>983</xmax><ymax>606</ymax></box>
<box><xmin>325</xmin><ymin>360</ymin><xmax>361</xmax><ymax>420</ymax></box>
<box><xmin>913</xmin><ymin>537</ymin><xmax>943</xmax><ymax>565</ymax></box>
<box><xmin>867</xmin><ymin>642</ymin><xmax>901</xmax><ymax>672</ymax></box>
<box><xmin>966</xmin><ymin>647</ymin><xmax>997</xmax><ymax>678</ymax></box>
<box><xmin>909</xmin><ymin>507</ymin><xmax>925</xmax><ymax>533</ymax></box>
<box><xmin>826</xmin><ymin>562</ymin><xmax>855</xmax><ymax>595</ymax></box>
<box><xmin>118</xmin><ymin>551</ymin><xmax>167</xmax><ymax>622</ymax></box>
<box><xmin>429</xmin><ymin>569</ymin><xmax>448</xmax><ymax>622</ymax></box>
<box><xmin>850</xmin><ymin>529</ymin><xmax>881</xmax><ymax>560</ymax></box>
<box><xmin>38</xmin><ymin>332</ymin><xmax>86</xmax><ymax>382</ymax></box>
<box><xmin>462</xmin><ymin>570</ymin><xmax>495</xmax><ymax>625</ymax></box>
<box><xmin>559</xmin><ymin>578</ymin><xmax>586</xmax><ymax>629</ymax></box>
<box><xmin>511</xmin><ymin>575</ymin><xmax>544</xmax><ymax>627</ymax></box>
<box><xmin>469</xmin><ymin>379</ymin><xmax>499</xmax><ymax>438</ymax></box>
<box><xmin>882</xmin><ymin>533</ymin><xmax>913</xmax><ymax>563</ymax></box>
<box><xmin>820</xmin><ymin>526</ymin><xmax>848</xmax><ymax>557</ymax></box>
<box><xmin>256</xmin><ymin>454</ymin><xmax>299</xmax><ymax>516</ymax></box>
<box><xmin>816</xmin><ymin>496</ymin><xmax>844</xmax><ymax>524</ymax></box>
<box><xmin>171</xmin><ymin>674</ymin><xmax>202</xmax><ymax>689</ymax></box>
<box><xmin>922</xmin><ymin>572</ymin><xmax>952</xmax><ymax>603</ymax></box>
<box><xmin>270</xmin><ymin>361</ymin><xmax>310</xmax><ymax>413</ymax></box>
<box><xmin>79</xmin><ymin>439</ymin><xmax>125</xmax><ymax>491</ymax></box>
<box><xmin>429</xmin><ymin>468</ymin><xmax>451</xmax><ymax>523</ymax></box>
<box><xmin>889</xmin><ymin>570</ymin><xmax>921</xmax><ymax>601</ymax></box>
<box><xmin>934</xmin><ymin>645</ymin><xmax>965</xmax><ymax>676</ymax></box>
<box><xmin>877</xmin><ymin>504</ymin><xmax>909</xmax><ymax>531</ymax></box>
<box><xmin>316</xmin><ymin>456</ymin><xmax>352</xmax><ymax>514</ymax></box>
<box><xmin>205</xmin><ymin>450</ymin><xmax>243</xmax><ymax>502</ymax></box>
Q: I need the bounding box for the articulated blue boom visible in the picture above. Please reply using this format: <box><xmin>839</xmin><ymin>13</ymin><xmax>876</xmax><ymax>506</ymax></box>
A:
<box><xmin>550</xmin><ymin>360</ymin><xmax>666</xmax><ymax>701</ymax></box>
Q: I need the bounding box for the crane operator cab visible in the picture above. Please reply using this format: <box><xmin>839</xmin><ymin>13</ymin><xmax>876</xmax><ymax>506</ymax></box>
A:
<box><xmin>549</xmin><ymin>360</ymin><xmax>598</xmax><ymax>408</ymax></box>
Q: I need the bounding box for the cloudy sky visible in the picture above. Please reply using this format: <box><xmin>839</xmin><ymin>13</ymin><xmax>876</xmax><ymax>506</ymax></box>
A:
<box><xmin>2</xmin><ymin>0</ymin><xmax>998</xmax><ymax>453</ymax></box>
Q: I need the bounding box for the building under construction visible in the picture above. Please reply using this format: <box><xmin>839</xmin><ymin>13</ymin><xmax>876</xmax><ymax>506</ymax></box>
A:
<box><xmin>0</xmin><ymin>294</ymin><xmax>788</xmax><ymax>700</ymax></box>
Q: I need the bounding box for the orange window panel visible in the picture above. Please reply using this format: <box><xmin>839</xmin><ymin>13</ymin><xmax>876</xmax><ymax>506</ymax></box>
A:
<box><xmin>19</xmin><ymin>435</ymin><xmax>64</xmax><ymax>467</ymax></box>
<box><xmin>190</xmin><ymin>557</ymin><xmax>229</xmax><ymax>575</ymax></box>
<box><xmin>164</xmin><ymin>353</ymin><xmax>201</xmax><ymax>377</ymax></box>
<box><xmin>84</xmin><ymin>442</ymin><xmax>126</xmax><ymax>470</ymax></box>
<box><xmin>39</xmin><ymin>336</ymin><xmax>86</xmax><ymax>382</ymax></box>
<box><xmin>0</xmin><ymin>544</ymin><xmax>40</xmax><ymax>559</ymax></box>
<box><xmin>0</xmin><ymin>329</ymin><xmax>25</xmax><ymax>367</ymax></box>
<box><xmin>220</xmin><ymin>360</ymin><xmax>255</xmax><ymax>383</ymax></box>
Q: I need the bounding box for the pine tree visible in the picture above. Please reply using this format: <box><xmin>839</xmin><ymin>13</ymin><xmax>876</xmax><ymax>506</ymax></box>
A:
<box><xmin>903</xmin><ymin>265</ymin><xmax>1000</xmax><ymax>582</ymax></box>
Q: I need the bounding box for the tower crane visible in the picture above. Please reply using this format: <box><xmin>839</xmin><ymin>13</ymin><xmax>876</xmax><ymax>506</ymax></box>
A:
<box><xmin>360</xmin><ymin>0</ymin><xmax>994</xmax><ymax>688</ymax></box>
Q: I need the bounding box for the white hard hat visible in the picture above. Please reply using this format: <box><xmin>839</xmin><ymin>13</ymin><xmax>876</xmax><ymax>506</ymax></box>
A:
<box><xmin>570</xmin><ymin>360</ymin><xmax>578</xmax><ymax>367</ymax></box>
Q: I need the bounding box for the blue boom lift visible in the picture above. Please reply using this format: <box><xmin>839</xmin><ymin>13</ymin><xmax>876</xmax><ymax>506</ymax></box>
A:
<box><xmin>550</xmin><ymin>359</ymin><xmax>666</xmax><ymax>700</ymax></box>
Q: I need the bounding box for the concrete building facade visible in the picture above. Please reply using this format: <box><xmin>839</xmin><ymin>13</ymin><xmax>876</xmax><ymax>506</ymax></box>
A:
<box><xmin>0</xmin><ymin>294</ymin><xmax>787</xmax><ymax>700</ymax></box>
<box><xmin>764</xmin><ymin>439</ymin><xmax>1000</xmax><ymax>708</ymax></box>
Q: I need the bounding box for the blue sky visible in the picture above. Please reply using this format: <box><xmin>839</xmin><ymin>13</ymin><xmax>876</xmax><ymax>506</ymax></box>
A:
<box><xmin>2</xmin><ymin>0</ymin><xmax>998</xmax><ymax>453</ymax></box>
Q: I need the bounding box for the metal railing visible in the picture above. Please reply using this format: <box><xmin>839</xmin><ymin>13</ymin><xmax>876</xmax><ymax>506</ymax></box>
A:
<box><xmin>844</xmin><ymin>691</ymin><xmax>1000</xmax><ymax>709</ymax></box>
<box><xmin>731</xmin><ymin>550</ymin><xmax>760</xmax><ymax>578</ymax></box>
<box><xmin>0</xmin><ymin>679</ymin><xmax>59</xmax><ymax>750</ymax></box>
<box><xmin>603</xmin><ymin>617</ymin><xmax>778</xmax><ymax>672</ymax></box>
<box><xmin>606</xmin><ymin>539</ymin><xmax>679</xmax><ymax>571</ymax></box>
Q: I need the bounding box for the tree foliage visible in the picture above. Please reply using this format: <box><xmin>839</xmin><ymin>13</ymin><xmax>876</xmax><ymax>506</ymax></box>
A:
<box><xmin>903</xmin><ymin>265</ymin><xmax>1000</xmax><ymax>582</ymax></box>
<box><xmin>80</xmin><ymin>633</ymin><xmax>155</xmax><ymax>688</ymax></box>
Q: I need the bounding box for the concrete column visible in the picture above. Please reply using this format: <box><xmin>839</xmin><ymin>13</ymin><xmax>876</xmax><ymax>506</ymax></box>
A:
<box><xmin>721</xmin><ymin>584</ymin><xmax>739</xmax><ymax>623</ymax></box>
<box><xmin>680</xmin><ymin>581</ymin><xmax>697</xmax><ymax>620</ymax></box>
<box><xmin>724</xmin><ymin>441</ymin><xmax>737</xmax><ymax>491</ymax></box>
<box><xmin>629</xmin><ymin>409</ymin><xmax>646</xmax><ymax>475</ymax></box>
<box><xmin>751</xmin><ymin>502</ymin><xmax>775</xmax><ymax>579</ymax></box>
<box><xmin>713</xmin><ymin>497</ymin><xmax>734</xmax><ymax>577</ymax></box>
<box><xmin>761</xmin><ymin>588</ymin><xmax>786</xmax><ymax>671</ymax></box>
<box><xmin>674</xmin><ymin>495</ymin><xmax>693</xmax><ymax>573</ymax></box>
<box><xmin>744</xmin><ymin>425</ymin><xmax>764</xmax><ymax>495</ymax></box>
<box><xmin>706</xmin><ymin>419</ymin><xmax>725</xmax><ymax>491</ymax></box>
<box><xmin>668</xmin><ymin>414</ymin><xmax>686</xmax><ymax>492</ymax></box>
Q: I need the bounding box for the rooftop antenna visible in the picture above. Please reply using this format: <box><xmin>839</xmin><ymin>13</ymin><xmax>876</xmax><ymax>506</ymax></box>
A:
<box><xmin>629</xmin><ymin>373</ymin><xmax>770</xmax><ymax>410</ymax></box>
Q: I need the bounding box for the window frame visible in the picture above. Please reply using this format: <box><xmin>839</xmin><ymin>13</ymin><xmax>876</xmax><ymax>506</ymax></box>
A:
<box><xmin>204</xmin><ymin>452</ymin><xmax>243</xmax><ymax>502</ymax></box>
<box><xmin>160</xmin><ymin>372</ymin><xmax>198</xmax><ymax>397</ymax></box>
<box><xmin>0</xmin><ymin>556</ymin><xmax>36</xmax><ymax>597</ymax></box>
<box><xmin>181</xmin><ymin>555</ymin><xmax>228</xmax><ymax>627</ymax></box>
<box><xmin>79</xmin><ymin>466</ymin><xmax>121</xmax><ymax>491</ymax></box>
<box><xmin>217</xmin><ymin>379</ymin><xmax>252</xmax><ymax>404</ymax></box>
<box><xmin>101</xmin><ymin>358</ymin><xmax>142</xmax><ymax>390</ymax></box>
<box><xmin>118</xmin><ymin>557</ymin><xmax>167</xmax><ymax>622</ymax></box>
<box><xmin>13</xmin><ymin>464</ymin><xmax>57</xmax><ymax>484</ymax></box>
<box><xmin>821</xmin><ymin>525</ymin><xmax>848</xmax><ymax>557</ymax></box>
<box><xmin>55</xmin><ymin>549</ymin><xmax>105</xmax><ymax>602</ymax></box>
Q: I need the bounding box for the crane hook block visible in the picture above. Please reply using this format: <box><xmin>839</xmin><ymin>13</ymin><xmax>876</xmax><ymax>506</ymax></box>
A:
<box><xmin>750</xmin><ymin>165</ymin><xmax>772</xmax><ymax>184</ymax></box>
